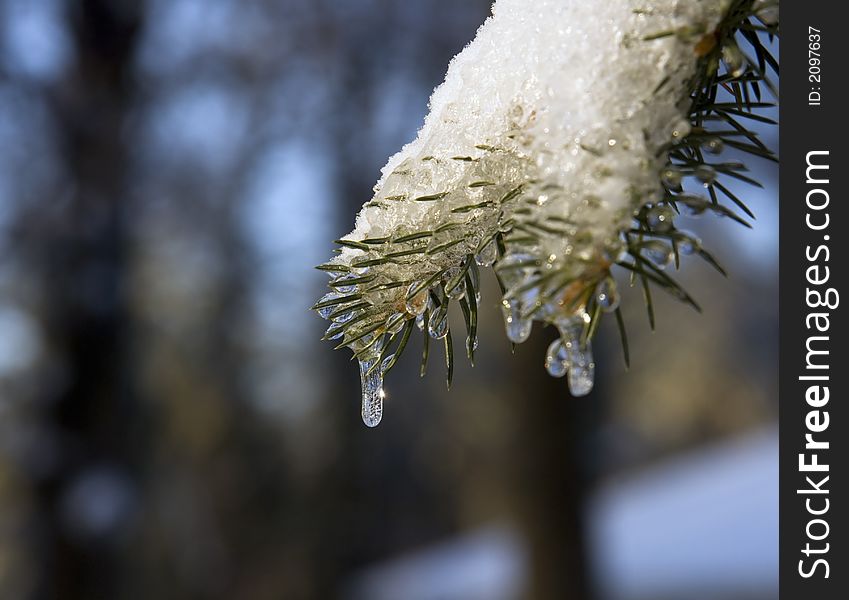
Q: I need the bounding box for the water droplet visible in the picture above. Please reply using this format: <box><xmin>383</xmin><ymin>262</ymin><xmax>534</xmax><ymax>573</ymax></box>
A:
<box><xmin>661</xmin><ymin>166</ymin><xmax>683</xmax><ymax>190</ymax></box>
<box><xmin>702</xmin><ymin>138</ymin><xmax>724</xmax><ymax>155</ymax></box>
<box><xmin>428</xmin><ymin>306</ymin><xmax>449</xmax><ymax>339</ymax></box>
<box><xmin>415</xmin><ymin>313</ymin><xmax>425</xmax><ymax>331</ymax></box>
<box><xmin>467</xmin><ymin>335</ymin><xmax>479</xmax><ymax>351</ymax></box>
<box><xmin>694</xmin><ymin>164</ymin><xmax>716</xmax><ymax>185</ymax></box>
<box><xmin>647</xmin><ymin>205</ymin><xmax>675</xmax><ymax>232</ymax></box>
<box><xmin>545</xmin><ymin>339</ymin><xmax>569</xmax><ymax>378</ymax></box>
<box><xmin>502</xmin><ymin>299</ymin><xmax>532</xmax><ymax>343</ymax></box>
<box><xmin>381</xmin><ymin>354</ymin><xmax>395</xmax><ymax>373</ymax></box>
<box><xmin>595</xmin><ymin>277</ymin><xmax>620</xmax><ymax>312</ymax></box>
<box><xmin>359</xmin><ymin>359</ymin><xmax>384</xmax><ymax>427</ymax></box>
<box><xmin>405</xmin><ymin>284</ymin><xmax>428</xmax><ymax>315</ymax></box>
<box><xmin>643</xmin><ymin>241</ymin><xmax>673</xmax><ymax>269</ymax></box>
<box><xmin>475</xmin><ymin>238</ymin><xmax>498</xmax><ymax>266</ymax></box>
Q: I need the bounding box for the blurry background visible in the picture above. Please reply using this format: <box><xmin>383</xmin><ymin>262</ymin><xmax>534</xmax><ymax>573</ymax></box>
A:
<box><xmin>0</xmin><ymin>1</ymin><xmax>777</xmax><ymax>599</ymax></box>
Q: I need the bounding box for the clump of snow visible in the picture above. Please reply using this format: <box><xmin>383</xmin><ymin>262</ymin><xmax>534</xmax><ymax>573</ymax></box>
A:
<box><xmin>327</xmin><ymin>0</ymin><xmax>728</xmax><ymax>337</ymax></box>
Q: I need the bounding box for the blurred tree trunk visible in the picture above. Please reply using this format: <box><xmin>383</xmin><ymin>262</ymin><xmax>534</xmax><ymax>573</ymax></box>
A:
<box><xmin>513</xmin><ymin>341</ymin><xmax>595</xmax><ymax>600</ymax></box>
<box><xmin>33</xmin><ymin>1</ymin><xmax>144</xmax><ymax>598</ymax></box>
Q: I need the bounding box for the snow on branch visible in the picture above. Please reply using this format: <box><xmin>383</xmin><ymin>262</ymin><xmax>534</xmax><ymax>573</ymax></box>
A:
<box><xmin>313</xmin><ymin>0</ymin><xmax>779</xmax><ymax>427</ymax></box>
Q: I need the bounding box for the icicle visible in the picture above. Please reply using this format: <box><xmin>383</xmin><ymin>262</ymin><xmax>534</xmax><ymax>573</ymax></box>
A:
<box><xmin>502</xmin><ymin>299</ymin><xmax>532</xmax><ymax>343</ymax></box>
<box><xmin>359</xmin><ymin>357</ymin><xmax>385</xmax><ymax>427</ymax></box>
<box><xmin>556</xmin><ymin>316</ymin><xmax>595</xmax><ymax>396</ymax></box>
<box><xmin>544</xmin><ymin>339</ymin><xmax>569</xmax><ymax>377</ymax></box>
<box><xmin>567</xmin><ymin>351</ymin><xmax>595</xmax><ymax>396</ymax></box>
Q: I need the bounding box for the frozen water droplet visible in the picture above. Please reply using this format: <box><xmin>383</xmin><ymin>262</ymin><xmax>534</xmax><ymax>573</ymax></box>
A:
<box><xmin>475</xmin><ymin>238</ymin><xmax>498</xmax><ymax>267</ymax></box>
<box><xmin>670</xmin><ymin>119</ymin><xmax>690</xmax><ymax>141</ymax></box>
<box><xmin>325</xmin><ymin>322</ymin><xmax>344</xmax><ymax>340</ymax></box>
<box><xmin>359</xmin><ymin>359</ymin><xmax>384</xmax><ymax>427</ymax></box>
<box><xmin>428</xmin><ymin>306</ymin><xmax>449</xmax><ymax>339</ymax></box>
<box><xmin>694</xmin><ymin>164</ymin><xmax>716</xmax><ymax>185</ymax></box>
<box><xmin>568</xmin><ymin>361</ymin><xmax>595</xmax><ymax>396</ymax></box>
<box><xmin>498</xmin><ymin>252</ymin><xmax>536</xmax><ymax>290</ymax></box>
<box><xmin>386</xmin><ymin>313</ymin><xmax>405</xmax><ymax>334</ymax></box>
<box><xmin>677</xmin><ymin>194</ymin><xmax>708</xmax><ymax>217</ymax></box>
<box><xmin>381</xmin><ymin>354</ymin><xmax>395</xmax><ymax>373</ymax></box>
<box><xmin>405</xmin><ymin>284</ymin><xmax>428</xmax><ymax>315</ymax></box>
<box><xmin>316</xmin><ymin>292</ymin><xmax>340</xmax><ymax>319</ymax></box>
<box><xmin>678</xmin><ymin>233</ymin><xmax>702</xmax><ymax>255</ymax></box>
<box><xmin>661</xmin><ymin>166</ymin><xmax>683</xmax><ymax>190</ymax></box>
<box><xmin>643</xmin><ymin>241</ymin><xmax>673</xmax><ymax>269</ymax></box>
<box><xmin>467</xmin><ymin>335</ymin><xmax>479</xmax><ymax>351</ymax></box>
<box><xmin>722</xmin><ymin>43</ymin><xmax>747</xmax><ymax>77</ymax></box>
<box><xmin>445</xmin><ymin>277</ymin><xmax>467</xmax><ymax>300</ymax></box>
<box><xmin>550</xmin><ymin>316</ymin><xmax>594</xmax><ymax>395</ymax></box>
<box><xmin>332</xmin><ymin>305</ymin><xmax>360</xmax><ymax>323</ymax></box>
<box><xmin>702</xmin><ymin>138</ymin><xmax>724</xmax><ymax>155</ymax></box>
<box><xmin>333</xmin><ymin>273</ymin><xmax>361</xmax><ymax>293</ymax></box>
<box><xmin>595</xmin><ymin>277</ymin><xmax>620</xmax><ymax>312</ymax></box>
<box><xmin>603</xmin><ymin>242</ymin><xmax>628</xmax><ymax>264</ymax></box>
<box><xmin>442</xmin><ymin>267</ymin><xmax>466</xmax><ymax>300</ymax></box>
<box><xmin>415</xmin><ymin>313</ymin><xmax>425</xmax><ymax>331</ymax></box>
<box><xmin>502</xmin><ymin>299</ymin><xmax>532</xmax><ymax>343</ymax></box>
<box><xmin>545</xmin><ymin>339</ymin><xmax>569</xmax><ymax>378</ymax></box>
<box><xmin>647</xmin><ymin>205</ymin><xmax>675</xmax><ymax>232</ymax></box>
<box><xmin>754</xmin><ymin>0</ymin><xmax>778</xmax><ymax>25</ymax></box>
